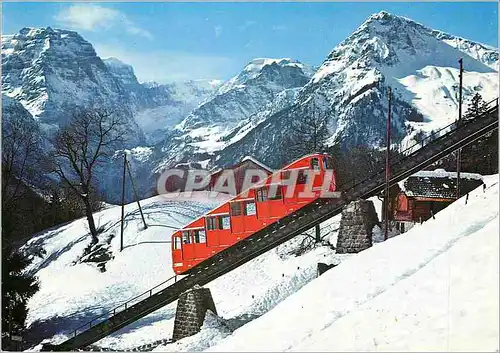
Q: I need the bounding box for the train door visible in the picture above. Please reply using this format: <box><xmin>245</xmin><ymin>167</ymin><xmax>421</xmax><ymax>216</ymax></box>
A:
<box><xmin>268</xmin><ymin>184</ymin><xmax>285</xmax><ymax>218</ymax></box>
<box><xmin>256</xmin><ymin>185</ymin><xmax>284</xmax><ymax>219</ymax></box>
<box><xmin>181</xmin><ymin>230</ymin><xmax>195</xmax><ymax>262</ymax></box>
<box><xmin>205</xmin><ymin>215</ymin><xmax>220</xmax><ymax>247</ymax></box>
<box><xmin>324</xmin><ymin>156</ymin><xmax>337</xmax><ymax>192</ymax></box>
<box><xmin>192</xmin><ymin>228</ymin><xmax>207</xmax><ymax>260</ymax></box>
<box><xmin>172</xmin><ymin>232</ymin><xmax>183</xmax><ymax>267</ymax></box>
<box><xmin>242</xmin><ymin>199</ymin><xmax>258</xmax><ymax>233</ymax></box>
<box><xmin>310</xmin><ymin>157</ymin><xmax>323</xmax><ymax>192</ymax></box>
<box><xmin>230</xmin><ymin>201</ymin><xmax>245</xmax><ymax>234</ymax></box>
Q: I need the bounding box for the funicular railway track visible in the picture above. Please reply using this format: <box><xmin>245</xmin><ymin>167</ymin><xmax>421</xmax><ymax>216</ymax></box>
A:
<box><xmin>43</xmin><ymin>99</ymin><xmax>498</xmax><ymax>351</ymax></box>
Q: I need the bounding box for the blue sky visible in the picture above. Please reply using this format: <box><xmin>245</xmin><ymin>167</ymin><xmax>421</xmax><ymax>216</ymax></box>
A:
<box><xmin>2</xmin><ymin>2</ymin><xmax>498</xmax><ymax>83</ymax></box>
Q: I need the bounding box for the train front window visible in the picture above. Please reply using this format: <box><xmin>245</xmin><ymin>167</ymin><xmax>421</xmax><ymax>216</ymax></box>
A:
<box><xmin>182</xmin><ymin>231</ymin><xmax>191</xmax><ymax>244</ymax></box>
<box><xmin>323</xmin><ymin>157</ymin><xmax>328</xmax><ymax>170</ymax></box>
<box><xmin>311</xmin><ymin>158</ymin><xmax>320</xmax><ymax>170</ymax></box>
<box><xmin>174</xmin><ymin>236</ymin><xmax>182</xmax><ymax>250</ymax></box>
<box><xmin>194</xmin><ymin>229</ymin><xmax>206</xmax><ymax>243</ymax></box>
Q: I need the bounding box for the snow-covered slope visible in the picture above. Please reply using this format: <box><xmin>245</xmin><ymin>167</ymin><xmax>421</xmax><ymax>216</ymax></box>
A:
<box><xmin>198</xmin><ymin>175</ymin><xmax>498</xmax><ymax>352</ymax></box>
<box><xmin>21</xmin><ymin>191</ymin><xmax>343</xmax><ymax>350</ymax></box>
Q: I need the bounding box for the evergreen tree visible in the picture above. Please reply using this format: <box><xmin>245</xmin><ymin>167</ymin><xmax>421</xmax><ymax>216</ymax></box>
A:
<box><xmin>2</xmin><ymin>242</ymin><xmax>39</xmax><ymax>347</ymax></box>
<box><xmin>464</xmin><ymin>93</ymin><xmax>488</xmax><ymax>120</ymax></box>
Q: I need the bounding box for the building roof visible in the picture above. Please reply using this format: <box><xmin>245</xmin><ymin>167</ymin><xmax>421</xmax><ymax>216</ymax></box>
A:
<box><xmin>241</xmin><ymin>156</ymin><xmax>274</xmax><ymax>173</ymax></box>
<box><xmin>402</xmin><ymin>169</ymin><xmax>484</xmax><ymax>199</ymax></box>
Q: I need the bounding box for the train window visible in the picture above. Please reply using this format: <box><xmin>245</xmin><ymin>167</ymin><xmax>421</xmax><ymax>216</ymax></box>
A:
<box><xmin>245</xmin><ymin>201</ymin><xmax>256</xmax><ymax>215</ymax></box>
<box><xmin>297</xmin><ymin>170</ymin><xmax>308</xmax><ymax>184</ymax></box>
<box><xmin>194</xmin><ymin>229</ymin><xmax>206</xmax><ymax>243</ymax></box>
<box><xmin>323</xmin><ymin>157</ymin><xmax>328</xmax><ymax>170</ymax></box>
<box><xmin>268</xmin><ymin>185</ymin><xmax>282</xmax><ymax>200</ymax></box>
<box><xmin>230</xmin><ymin>202</ymin><xmax>242</xmax><ymax>216</ymax></box>
<box><xmin>206</xmin><ymin>216</ymin><xmax>217</xmax><ymax>231</ymax></box>
<box><xmin>311</xmin><ymin>158</ymin><xmax>320</xmax><ymax>170</ymax></box>
<box><xmin>182</xmin><ymin>231</ymin><xmax>191</xmax><ymax>244</ymax></box>
<box><xmin>174</xmin><ymin>236</ymin><xmax>182</xmax><ymax>250</ymax></box>
<box><xmin>256</xmin><ymin>187</ymin><xmax>268</xmax><ymax>202</ymax></box>
<box><xmin>282</xmin><ymin>170</ymin><xmax>291</xmax><ymax>180</ymax></box>
<box><xmin>219</xmin><ymin>216</ymin><xmax>231</xmax><ymax>230</ymax></box>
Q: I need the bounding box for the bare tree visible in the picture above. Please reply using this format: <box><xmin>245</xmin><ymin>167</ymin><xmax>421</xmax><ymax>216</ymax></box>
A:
<box><xmin>285</xmin><ymin>104</ymin><xmax>330</xmax><ymax>162</ymax></box>
<box><xmin>283</xmin><ymin>103</ymin><xmax>330</xmax><ymax>244</ymax></box>
<box><xmin>52</xmin><ymin>109</ymin><xmax>125</xmax><ymax>244</ymax></box>
<box><xmin>2</xmin><ymin>114</ymin><xmax>45</xmax><ymax>210</ymax></box>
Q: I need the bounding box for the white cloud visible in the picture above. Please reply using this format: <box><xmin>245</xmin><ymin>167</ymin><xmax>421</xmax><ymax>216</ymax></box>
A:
<box><xmin>55</xmin><ymin>4</ymin><xmax>152</xmax><ymax>39</ymax></box>
<box><xmin>93</xmin><ymin>43</ymin><xmax>239</xmax><ymax>83</ymax></box>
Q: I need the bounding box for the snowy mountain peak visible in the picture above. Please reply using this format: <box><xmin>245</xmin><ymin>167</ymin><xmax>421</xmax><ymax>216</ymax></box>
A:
<box><xmin>217</xmin><ymin>57</ymin><xmax>313</xmax><ymax>95</ymax></box>
<box><xmin>243</xmin><ymin>58</ymin><xmax>310</xmax><ymax>74</ymax></box>
<box><xmin>312</xmin><ymin>11</ymin><xmax>496</xmax><ymax>85</ymax></box>
<box><xmin>103</xmin><ymin>57</ymin><xmax>139</xmax><ymax>87</ymax></box>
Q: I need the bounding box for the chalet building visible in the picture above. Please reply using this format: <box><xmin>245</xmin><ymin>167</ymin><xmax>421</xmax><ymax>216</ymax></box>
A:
<box><xmin>391</xmin><ymin>169</ymin><xmax>484</xmax><ymax>232</ymax></box>
<box><xmin>163</xmin><ymin>156</ymin><xmax>274</xmax><ymax>195</ymax></box>
<box><xmin>207</xmin><ymin>156</ymin><xmax>274</xmax><ymax>195</ymax></box>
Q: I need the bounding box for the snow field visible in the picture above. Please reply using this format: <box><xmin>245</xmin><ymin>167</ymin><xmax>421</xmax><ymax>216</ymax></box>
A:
<box><xmin>193</xmin><ymin>175</ymin><xmax>499</xmax><ymax>351</ymax></box>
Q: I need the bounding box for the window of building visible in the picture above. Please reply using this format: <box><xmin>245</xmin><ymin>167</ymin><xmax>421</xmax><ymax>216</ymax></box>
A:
<box><xmin>256</xmin><ymin>187</ymin><xmax>268</xmax><ymax>202</ymax></box>
<box><xmin>311</xmin><ymin>158</ymin><xmax>320</xmax><ymax>170</ymax></box>
<box><xmin>268</xmin><ymin>185</ymin><xmax>283</xmax><ymax>200</ymax></box>
<box><xmin>174</xmin><ymin>236</ymin><xmax>182</xmax><ymax>250</ymax></box>
<box><xmin>245</xmin><ymin>200</ymin><xmax>256</xmax><ymax>215</ymax></box>
<box><xmin>206</xmin><ymin>216</ymin><xmax>216</xmax><ymax>230</ymax></box>
<box><xmin>230</xmin><ymin>202</ymin><xmax>242</xmax><ymax>216</ymax></box>
<box><xmin>194</xmin><ymin>229</ymin><xmax>206</xmax><ymax>243</ymax></box>
<box><xmin>182</xmin><ymin>231</ymin><xmax>191</xmax><ymax>244</ymax></box>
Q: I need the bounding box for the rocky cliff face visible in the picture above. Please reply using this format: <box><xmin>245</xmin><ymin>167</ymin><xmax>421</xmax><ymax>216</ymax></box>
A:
<box><xmin>150</xmin><ymin>58</ymin><xmax>314</xmax><ymax>173</ymax></box>
<box><xmin>2</xmin><ymin>13</ymin><xmax>498</xmax><ymax>203</ymax></box>
<box><xmin>210</xmin><ymin>11</ymin><xmax>498</xmax><ymax>169</ymax></box>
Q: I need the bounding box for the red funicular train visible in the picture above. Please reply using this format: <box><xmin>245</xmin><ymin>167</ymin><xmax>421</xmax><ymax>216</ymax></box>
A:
<box><xmin>171</xmin><ymin>153</ymin><xmax>338</xmax><ymax>275</ymax></box>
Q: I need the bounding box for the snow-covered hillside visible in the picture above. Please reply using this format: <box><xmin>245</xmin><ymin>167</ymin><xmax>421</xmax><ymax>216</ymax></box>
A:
<box><xmin>21</xmin><ymin>174</ymin><xmax>499</xmax><ymax>351</ymax></box>
<box><xmin>153</xmin><ymin>175</ymin><xmax>497</xmax><ymax>352</ymax></box>
<box><xmin>21</xmin><ymin>191</ymin><xmax>343</xmax><ymax>350</ymax></box>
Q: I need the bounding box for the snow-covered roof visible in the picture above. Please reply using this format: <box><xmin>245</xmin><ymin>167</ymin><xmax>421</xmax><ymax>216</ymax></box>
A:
<box><xmin>402</xmin><ymin>169</ymin><xmax>484</xmax><ymax>199</ymax></box>
<box><xmin>241</xmin><ymin>156</ymin><xmax>274</xmax><ymax>172</ymax></box>
<box><xmin>411</xmin><ymin>169</ymin><xmax>484</xmax><ymax>181</ymax></box>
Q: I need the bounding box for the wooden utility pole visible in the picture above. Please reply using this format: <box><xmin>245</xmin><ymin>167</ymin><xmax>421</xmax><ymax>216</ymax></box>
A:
<box><xmin>456</xmin><ymin>58</ymin><xmax>463</xmax><ymax>200</ymax></box>
<box><xmin>384</xmin><ymin>87</ymin><xmax>392</xmax><ymax>241</ymax></box>
<box><xmin>120</xmin><ymin>152</ymin><xmax>127</xmax><ymax>252</ymax></box>
<box><xmin>126</xmin><ymin>159</ymin><xmax>148</xmax><ymax>230</ymax></box>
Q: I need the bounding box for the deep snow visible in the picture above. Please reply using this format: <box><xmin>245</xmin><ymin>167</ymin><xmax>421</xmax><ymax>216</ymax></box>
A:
<box><xmin>191</xmin><ymin>175</ymin><xmax>498</xmax><ymax>352</ymax></box>
<box><xmin>22</xmin><ymin>191</ymin><xmax>343</xmax><ymax>350</ymax></box>
<box><xmin>21</xmin><ymin>174</ymin><xmax>499</xmax><ymax>352</ymax></box>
